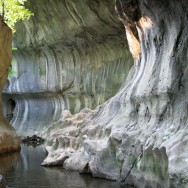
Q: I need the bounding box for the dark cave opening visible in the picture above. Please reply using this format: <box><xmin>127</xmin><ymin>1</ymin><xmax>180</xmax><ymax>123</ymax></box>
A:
<box><xmin>5</xmin><ymin>98</ymin><xmax>16</xmax><ymax>122</ymax></box>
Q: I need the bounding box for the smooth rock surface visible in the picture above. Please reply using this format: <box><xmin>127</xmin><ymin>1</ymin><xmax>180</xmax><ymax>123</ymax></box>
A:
<box><xmin>3</xmin><ymin>0</ymin><xmax>132</xmax><ymax>136</ymax></box>
<box><xmin>42</xmin><ymin>0</ymin><xmax>188</xmax><ymax>187</ymax></box>
<box><xmin>0</xmin><ymin>20</ymin><xmax>20</xmax><ymax>154</ymax></box>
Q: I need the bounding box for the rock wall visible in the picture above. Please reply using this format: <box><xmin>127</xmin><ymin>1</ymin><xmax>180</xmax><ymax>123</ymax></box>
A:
<box><xmin>0</xmin><ymin>20</ymin><xmax>20</xmax><ymax>154</ymax></box>
<box><xmin>3</xmin><ymin>0</ymin><xmax>132</xmax><ymax>136</ymax></box>
<box><xmin>42</xmin><ymin>0</ymin><xmax>188</xmax><ymax>187</ymax></box>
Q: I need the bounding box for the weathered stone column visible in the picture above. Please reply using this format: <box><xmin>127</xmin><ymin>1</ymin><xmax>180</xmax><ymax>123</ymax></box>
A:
<box><xmin>0</xmin><ymin>20</ymin><xmax>20</xmax><ymax>154</ymax></box>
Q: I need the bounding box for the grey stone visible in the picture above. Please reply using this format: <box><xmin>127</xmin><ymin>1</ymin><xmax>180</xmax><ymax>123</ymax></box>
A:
<box><xmin>2</xmin><ymin>0</ymin><xmax>188</xmax><ymax>187</ymax></box>
<box><xmin>41</xmin><ymin>0</ymin><xmax>188</xmax><ymax>187</ymax></box>
<box><xmin>3</xmin><ymin>0</ymin><xmax>132</xmax><ymax>136</ymax></box>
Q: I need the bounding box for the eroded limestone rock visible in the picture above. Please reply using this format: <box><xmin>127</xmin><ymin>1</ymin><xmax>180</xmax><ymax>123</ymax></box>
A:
<box><xmin>3</xmin><ymin>0</ymin><xmax>133</xmax><ymax>136</ymax></box>
<box><xmin>42</xmin><ymin>0</ymin><xmax>188</xmax><ymax>187</ymax></box>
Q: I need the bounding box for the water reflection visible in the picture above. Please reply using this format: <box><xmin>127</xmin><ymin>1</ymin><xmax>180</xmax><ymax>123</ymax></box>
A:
<box><xmin>0</xmin><ymin>151</ymin><xmax>20</xmax><ymax>175</ymax></box>
<box><xmin>0</xmin><ymin>145</ymin><xmax>132</xmax><ymax>188</ymax></box>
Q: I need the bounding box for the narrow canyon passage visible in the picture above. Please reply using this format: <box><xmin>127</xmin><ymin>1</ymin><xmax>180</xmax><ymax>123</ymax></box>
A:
<box><xmin>3</xmin><ymin>0</ymin><xmax>132</xmax><ymax>136</ymax></box>
<box><xmin>1</xmin><ymin>0</ymin><xmax>188</xmax><ymax>188</ymax></box>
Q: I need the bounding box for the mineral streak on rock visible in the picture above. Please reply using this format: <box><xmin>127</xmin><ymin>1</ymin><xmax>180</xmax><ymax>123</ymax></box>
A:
<box><xmin>42</xmin><ymin>0</ymin><xmax>188</xmax><ymax>187</ymax></box>
<box><xmin>3</xmin><ymin>0</ymin><xmax>133</xmax><ymax>136</ymax></box>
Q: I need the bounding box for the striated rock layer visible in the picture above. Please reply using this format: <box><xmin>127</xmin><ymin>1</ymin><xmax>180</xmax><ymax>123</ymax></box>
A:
<box><xmin>42</xmin><ymin>0</ymin><xmax>188</xmax><ymax>187</ymax></box>
<box><xmin>0</xmin><ymin>20</ymin><xmax>20</xmax><ymax>154</ymax></box>
<box><xmin>3</xmin><ymin>0</ymin><xmax>132</xmax><ymax>136</ymax></box>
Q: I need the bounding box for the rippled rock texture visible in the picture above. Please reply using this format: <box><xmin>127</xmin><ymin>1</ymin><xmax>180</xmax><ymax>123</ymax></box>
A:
<box><xmin>42</xmin><ymin>0</ymin><xmax>188</xmax><ymax>187</ymax></box>
<box><xmin>2</xmin><ymin>0</ymin><xmax>132</xmax><ymax>136</ymax></box>
<box><xmin>0</xmin><ymin>20</ymin><xmax>20</xmax><ymax>154</ymax></box>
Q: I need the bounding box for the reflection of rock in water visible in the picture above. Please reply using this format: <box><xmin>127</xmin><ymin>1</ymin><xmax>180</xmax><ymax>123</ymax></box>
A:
<box><xmin>0</xmin><ymin>151</ymin><xmax>20</xmax><ymax>175</ymax></box>
<box><xmin>4</xmin><ymin>98</ymin><xmax>16</xmax><ymax>122</ymax></box>
<box><xmin>0</xmin><ymin>145</ymin><xmax>126</xmax><ymax>188</ymax></box>
<box><xmin>0</xmin><ymin>175</ymin><xmax>7</xmax><ymax>188</ymax></box>
<box><xmin>21</xmin><ymin>135</ymin><xmax>45</xmax><ymax>147</ymax></box>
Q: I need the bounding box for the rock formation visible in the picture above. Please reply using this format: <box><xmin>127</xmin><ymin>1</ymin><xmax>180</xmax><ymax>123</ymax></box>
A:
<box><xmin>0</xmin><ymin>20</ymin><xmax>20</xmax><ymax>154</ymax></box>
<box><xmin>3</xmin><ymin>0</ymin><xmax>132</xmax><ymax>136</ymax></box>
<box><xmin>41</xmin><ymin>0</ymin><xmax>188</xmax><ymax>187</ymax></box>
<box><xmin>2</xmin><ymin>0</ymin><xmax>188</xmax><ymax>187</ymax></box>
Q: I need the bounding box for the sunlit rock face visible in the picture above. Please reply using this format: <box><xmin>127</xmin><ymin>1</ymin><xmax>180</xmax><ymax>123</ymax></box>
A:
<box><xmin>0</xmin><ymin>20</ymin><xmax>20</xmax><ymax>154</ymax></box>
<box><xmin>2</xmin><ymin>0</ymin><xmax>132</xmax><ymax>136</ymax></box>
<box><xmin>42</xmin><ymin>0</ymin><xmax>188</xmax><ymax>187</ymax></box>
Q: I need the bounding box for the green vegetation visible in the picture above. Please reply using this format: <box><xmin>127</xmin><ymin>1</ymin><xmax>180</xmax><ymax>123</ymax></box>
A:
<box><xmin>0</xmin><ymin>0</ymin><xmax>33</xmax><ymax>32</ymax></box>
<box><xmin>9</xmin><ymin>48</ymin><xmax>18</xmax><ymax>78</ymax></box>
<box><xmin>8</xmin><ymin>61</ymin><xmax>17</xmax><ymax>78</ymax></box>
<box><xmin>0</xmin><ymin>0</ymin><xmax>33</xmax><ymax>77</ymax></box>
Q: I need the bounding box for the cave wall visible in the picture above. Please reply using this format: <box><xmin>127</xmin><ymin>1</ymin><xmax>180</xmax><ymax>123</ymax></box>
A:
<box><xmin>3</xmin><ymin>0</ymin><xmax>188</xmax><ymax>187</ymax></box>
<box><xmin>42</xmin><ymin>0</ymin><xmax>188</xmax><ymax>187</ymax></box>
<box><xmin>3</xmin><ymin>0</ymin><xmax>132</xmax><ymax>136</ymax></box>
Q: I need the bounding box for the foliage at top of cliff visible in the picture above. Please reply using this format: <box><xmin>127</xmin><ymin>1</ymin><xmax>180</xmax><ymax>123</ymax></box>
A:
<box><xmin>0</xmin><ymin>0</ymin><xmax>33</xmax><ymax>32</ymax></box>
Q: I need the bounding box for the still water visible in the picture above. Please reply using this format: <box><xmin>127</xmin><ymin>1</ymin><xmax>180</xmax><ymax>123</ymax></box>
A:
<box><xmin>0</xmin><ymin>145</ymin><xmax>132</xmax><ymax>188</ymax></box>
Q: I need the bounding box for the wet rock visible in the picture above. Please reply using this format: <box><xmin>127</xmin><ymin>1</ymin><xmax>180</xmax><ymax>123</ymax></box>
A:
<box><xmin>21</xmin><ymin>135</ymin><xmax>45</xmax><ymax>147</ymax></box>
<box><xmin>120</xmin><ymin>146</ymin><xmax>170</xmax><ymax>188</ymax></box>
<box><xmin>41</xmin><ymin>156</ymin><xmax>69</xmax><ymax>167</ymax></box>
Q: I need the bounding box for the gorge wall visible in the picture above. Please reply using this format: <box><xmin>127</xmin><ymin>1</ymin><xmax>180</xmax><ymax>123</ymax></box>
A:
<box><xmin>40</xmin><ymin>0</ymin><xmax>188</xmax><ymax>188</ymax></box>
<box><xmin>2</xmin><ymin>0</ymin><xmax>132</xmax><ymax>136</ymax></box>
<box><xmin>2</xmin><ymin>0</ymin><xmax>188</xmax><ymax>187</ymax></box>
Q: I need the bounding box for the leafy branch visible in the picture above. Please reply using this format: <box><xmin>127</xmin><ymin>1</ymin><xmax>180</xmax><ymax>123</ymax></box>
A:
<box><xmin>0</xmin><ymin>0</ymin><xmax>33</xmax><ymax>32</ymax></box>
